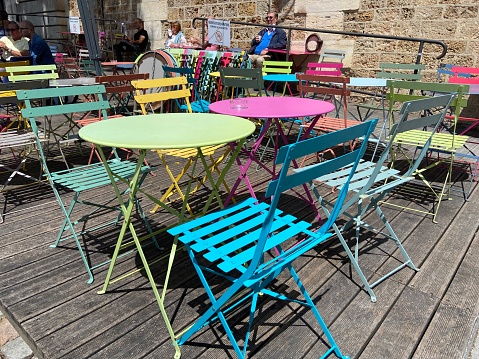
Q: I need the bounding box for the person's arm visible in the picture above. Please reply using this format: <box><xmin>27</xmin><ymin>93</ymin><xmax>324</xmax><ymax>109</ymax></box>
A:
<box><xmin>8</xmin><ymin>47</ymin><xmax>29</xmax><ymax>57</ymax></box>
<box><xmin>179</xmin><ymin>33</ymin><xmax>187</xmax><ymax>45</ymax></box>
<box><xmin>131</xmin><ymin>35</ymin><xmax>146</xmax><ymax>45</ymax></box>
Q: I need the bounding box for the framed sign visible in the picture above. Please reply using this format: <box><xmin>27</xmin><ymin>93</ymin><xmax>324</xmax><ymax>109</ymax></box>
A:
<box><xmin>208</xmin><ymin>19</ymin><xmax>230</xmax><ymax>47</ymax></box>
<box><xmin>69</xmin><ymin>17</ymin><xmax>81</xmax><ymax>34</ymax></box>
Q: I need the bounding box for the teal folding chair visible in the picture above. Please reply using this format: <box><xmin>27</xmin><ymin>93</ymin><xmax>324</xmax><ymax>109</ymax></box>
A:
<box><xmin>162</xmin><ymin>65</ymin><xmax>210</xmax><ymax>113</ymax></box>
<box><xmin>17</xmin><ymin>84</ymin><xmax>156</xmax><ymax>284</ymax></box>
<box><xmin>310</xmin><ymin>95</ymin><xmax>454</xmax><ymax>302</ymax></box>
<box><xmin>168</xmin><ymin>118</ymin><xmax>379</xmax><ymax>358</ymax></box>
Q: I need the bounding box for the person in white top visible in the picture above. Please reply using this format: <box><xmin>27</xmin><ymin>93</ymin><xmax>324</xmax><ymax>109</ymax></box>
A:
<box><xmin>0</xmin><ymin>21</ymin><xmax>29</xmax><ymax>61</ymax></box>
<box><xmin>164</xmin><ymin>21</ymin><xmax>187</xmax><ymax>48</ymax></box>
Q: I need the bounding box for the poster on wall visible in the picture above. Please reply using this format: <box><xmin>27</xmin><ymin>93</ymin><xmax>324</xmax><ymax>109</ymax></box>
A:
<box><xmin>208</xmin><ymin>19</ymin><xmax>230</xmax><ymax>47</ymax></box>
<box><xmin>69</xmin><ymin>16</ymin><xmax>81</xmax><ymax>34</ymax></box>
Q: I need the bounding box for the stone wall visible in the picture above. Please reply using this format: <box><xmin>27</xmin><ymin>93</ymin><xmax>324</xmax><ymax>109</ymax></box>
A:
<box><xmin>65</xmin><ymin>0</ymin><xmax>479</xmax><ymax>79</ymax></box>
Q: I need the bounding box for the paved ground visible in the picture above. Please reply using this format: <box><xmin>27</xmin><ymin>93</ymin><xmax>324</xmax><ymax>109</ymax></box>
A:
<box><xmin>0</xmin><ymin>310</ymin><xmax>35</xmax><ymax>359</ymax></box>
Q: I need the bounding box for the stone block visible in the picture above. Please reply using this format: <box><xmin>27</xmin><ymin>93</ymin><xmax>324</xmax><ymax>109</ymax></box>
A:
<box><xmin>305</xmin><ymin>12</ymin><xmax>344</xmax><ymax>31</ymax></box>
<box><xmin>238</xmin><ymin>3</ymin><xmax>257</xmax><ymax>17</ymax></box>
<box><xmin>139</xmin><ymin>2</ymin><xmax>168</xmax><ymax>21</ymax></box>
<box><xmin>0</xmin><ymin>316</ymin><xmax>18</xmax><ymax>347</ymax></box>
<box><xmin>344</xmin><ymin>11</ymin><xmax>374</xmax><ymax>22</ymax></box>
<box><xmin>295</xmin><ymin>0</ymin><xmax>359</xmax><ymax>13</ymax></box>
<box><xmin>444</xmin><ymin>5</ymin><xmax>478</xmax><ymax>19</ymax></box>
<box><xmin>375</xmin><ymin>8</ymin><xmax>402</xmax><ymax>22</ymax></box>
<box><xmin>421</xmin><ymin>21</ymin><xmax>456</xmax><ymax>38</ymax></box>
<box><xmin>414</xmin><ymin>6</ymin><xmax>444</xmax><ymax>20</ymax></box>
<box><xmin>1</xmin><ymin>336</ymin><xmax>32</xmax><ymax>359</ymax></box>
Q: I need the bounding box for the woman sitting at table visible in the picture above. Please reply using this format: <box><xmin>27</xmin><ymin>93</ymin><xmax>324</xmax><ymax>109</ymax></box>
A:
<box><xmin>164</xmin><ymin>22</ymin><xmax>187</xmax><ymax>48</ymax></box>
<box><xmin>0</xmin><ymin>21</ymin><xmax>29</xmax><ymax>61</ymax></box>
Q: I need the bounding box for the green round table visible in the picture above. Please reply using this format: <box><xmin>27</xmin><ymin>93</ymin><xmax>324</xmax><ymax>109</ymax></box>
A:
<box><xmin>79</xmin><ymin>112</ymin><xmax>255</xmax><ymax>359</ymax></box>
<box><xmin>79</xmin><ymin>113</ymin><xmax>255</xmax><ymax>149</ymax></box>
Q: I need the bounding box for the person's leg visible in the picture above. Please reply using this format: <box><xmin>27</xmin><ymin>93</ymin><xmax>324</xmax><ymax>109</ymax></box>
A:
<box><xmin>115</xmin><ymin>40</ymin><xmax>135</xmax><ymax>61</ymax></box>
<box><xmin>255</xmin><ymin>55</ymin><xmax>271</xmax><ymax>69</ymax></box>
<box><xmin>248</xmin><ymin>54</ymin><xmax>259</xmax><ymax>68</ymax></box>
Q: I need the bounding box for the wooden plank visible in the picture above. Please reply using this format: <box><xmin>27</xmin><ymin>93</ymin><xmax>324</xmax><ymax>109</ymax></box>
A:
<box><xmin>412</xmin><ymin>230</ymin><xmax>479</xmax><ymax>358</ymax></box>
<box><xmin>356</xmin><ymin>186</ymin><xmax>479</xmax><ymax>358</ymax></box>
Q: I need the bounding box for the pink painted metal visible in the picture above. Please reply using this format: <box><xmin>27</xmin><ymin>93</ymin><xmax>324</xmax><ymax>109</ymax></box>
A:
<box><xmin>210</xmin><ymin>96</ymin><xmax>335</xmax><ymax>212</ymax></box>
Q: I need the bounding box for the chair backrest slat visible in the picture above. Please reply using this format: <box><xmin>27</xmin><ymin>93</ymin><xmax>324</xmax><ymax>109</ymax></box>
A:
<box><xmin>377</xmin><ymin>62</ymin><xmax>425</xmax><ymax>81</ymax></box>
<box><xmin>6</xmin><ymin>64</ymin><xmax>58</xmax><ymax>82</ymax></box>
<box><xmin>306</xmin><ymin>62</ymin><xmax>343</xmax><ymax>76</ymax></box>
<box><xmin>219</xmin><ymin>67</ymin><xmax>264</xmax><ymax>98</ymax></box>
<box><xmin>319</xmin><ymin>49</ymin><xmax>346</xmax><ymax>63</ymax></box>
<box><xmin>0</xmin><ymin>60</ymin><xmax>30</xmax><ymax>77</ymax></box>
<box><xmin>262</xmin><ymin>60</ymin><xmax>293</xmax><ymax>74</ymax></box>
<box><xmin>131</xmin><ymin>76</ymin><xmax>192</xmax><ymax>114</ymax></box>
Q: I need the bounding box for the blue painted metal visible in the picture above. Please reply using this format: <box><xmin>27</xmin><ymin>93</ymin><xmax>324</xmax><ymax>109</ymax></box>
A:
<box><xmin>312</xmin><ymin>95</ymin><xmax>455</xmax><ymax>302</ymax></box>
<box><xmin>168</xmin><ymin>118</ymin><xmax>379</xmax><ymax>358</ymax></box>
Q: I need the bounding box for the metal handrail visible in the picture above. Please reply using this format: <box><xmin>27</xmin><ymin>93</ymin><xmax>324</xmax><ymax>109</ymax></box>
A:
<box><xmin>192</xmin><ymin>17</ymin><xmax>447</xmax><ymax>64</ymax></box>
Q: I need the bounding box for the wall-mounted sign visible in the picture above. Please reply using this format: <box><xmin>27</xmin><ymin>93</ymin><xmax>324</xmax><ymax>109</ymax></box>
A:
<box><xmin>208</xmin><ymin>19</ymin><xmax>230</xmax><ymax>47</ymax></box>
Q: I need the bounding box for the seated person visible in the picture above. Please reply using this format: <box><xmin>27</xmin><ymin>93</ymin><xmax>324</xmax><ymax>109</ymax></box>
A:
<box><xmin>165</xmin><ymin>22</ymin><xmax>187</xmax><ymax>47</ymax></box>
<box><xmin>0</xmin><ymin>21</ymin><xmax>29</xmax><ymax>61</ymax></box>
<box><xmin>115</xmin><ymin>18</ymin><xmax>148</xmax><ymax>61</ymax></box>
<box><xmin>247</xmin><ymin>11</ymin><xmax>287</xmax><ymax>69</ymax></box>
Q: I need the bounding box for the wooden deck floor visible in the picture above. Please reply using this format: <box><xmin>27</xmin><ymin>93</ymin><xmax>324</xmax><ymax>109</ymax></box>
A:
<box><xmin>1</xmin><ymin>135</ymin><xmax>479</xmax><ymax>359</ymax></box>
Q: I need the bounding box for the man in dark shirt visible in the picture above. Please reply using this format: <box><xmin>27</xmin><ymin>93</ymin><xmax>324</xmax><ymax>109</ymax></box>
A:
<box><xmin>19</xmin><ymin>20</ymin><xmax>54</xmax><ymax>65</ymax></box>
<box><xmin>115</xmin><ymin>18</ymin><xmax>148</xmax><ymax>61</ymax></box>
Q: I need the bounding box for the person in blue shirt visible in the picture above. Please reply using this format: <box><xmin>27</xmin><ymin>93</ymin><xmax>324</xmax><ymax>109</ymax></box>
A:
<box><xmin>247</xmin><ymin>11</ymin><xmax>287</xmax><ymax>69</ymax></box>
<box><xmin>19</xmin><ymin>20</ymin><xmax>54</xmax><ymax>65</ymax></box>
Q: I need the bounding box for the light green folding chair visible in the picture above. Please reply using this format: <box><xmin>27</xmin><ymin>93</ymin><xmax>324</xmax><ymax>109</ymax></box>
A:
<box><xmin>355</xmin><ymin>62</ymin><xmax>425</xmax><ymax>122</ymax></box>
<box><xmin>384</xmin><ymin>80</ymin><xmax>475</xmax><ymax>222</ymax></box>
<box><xmin>17</xmin><ymin>84</ymin><xmax>157</xmax><ymax>284</ymax></box>
<box><xmin>6</xmin><ymin>64</ymin><xmax>58</xmax><ymax>82</ymax></box>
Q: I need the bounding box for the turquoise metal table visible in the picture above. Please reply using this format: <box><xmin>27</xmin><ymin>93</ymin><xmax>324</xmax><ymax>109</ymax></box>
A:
<box><xmin>79</xmin><ymin>113</ymin><xmax>255</xmax><ymax>359</ymax></box>
<box><xmin>263</xmin><ymin>73</ymin><xmax>298</xmax><ymax>96</ymax></box>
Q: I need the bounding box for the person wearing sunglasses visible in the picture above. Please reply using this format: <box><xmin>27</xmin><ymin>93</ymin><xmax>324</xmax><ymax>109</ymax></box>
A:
<box><xmin>19</xmin><ymin>20</ymin><xmax>54</xmax><ymax>65</ymax></box>
<box><xmin>247</xmin><ymin>11</ymin><xmax>287</xmax><ymax>69</ymax></box>
<box><xmin>0</xmin><ymin>21</ymin><xmax>30</xmax><ymax>62</ymax></box>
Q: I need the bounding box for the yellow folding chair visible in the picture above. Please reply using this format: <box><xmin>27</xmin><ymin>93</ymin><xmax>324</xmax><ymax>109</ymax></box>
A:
<box><xmin>132</xmin><ymin>76</ymin><xmax>231</xmax><ymax>216</ymax></box>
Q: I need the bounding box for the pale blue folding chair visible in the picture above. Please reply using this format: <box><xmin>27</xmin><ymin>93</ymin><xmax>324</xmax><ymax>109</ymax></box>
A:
<box><xmin>168</xmin><ymin>118</ymin><xmax>379</xmax><ymax>358</ymax></box>
<box><xmin>17</xmin><ymin>85</ymin><xmax>156</xmax><ymax>284</ymax></box>
<box><xmin>310</xmin><ymin>94</ymin><xmax>454</xmax><ymax>302</ymax></box>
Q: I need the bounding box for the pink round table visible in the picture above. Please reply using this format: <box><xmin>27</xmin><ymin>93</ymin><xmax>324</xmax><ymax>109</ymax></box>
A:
<box><xmin>209</xmin><ymin>96</ymin><xmax>334</xmax><ymax>119</ymax></box>
<box><xmin>209</xmin><ymin>96</ymin><xmax>335</xmax><ymax>211</ymax></box>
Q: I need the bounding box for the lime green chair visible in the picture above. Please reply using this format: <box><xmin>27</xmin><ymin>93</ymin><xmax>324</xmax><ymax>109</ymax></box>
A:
<box><xmin>6</xmin><ymin>64</ymin><xmax>58</xmax><ymax>82</ymax></box>
<box><xmin>385</xmin><ymin>80</ymin><xmax>474</xmax><ymax>223</ymax></box>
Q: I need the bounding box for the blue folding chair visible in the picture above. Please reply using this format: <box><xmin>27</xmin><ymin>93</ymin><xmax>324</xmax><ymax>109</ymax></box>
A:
<box><xmin>310</xmin><ymin>95</ymin><xmax>454</xmax><ymax>302</ymax></box>
<box><xmin>168</xmin><ymin>118</ymin><xmax>379</xmax><ymax>358</ymax></box>
<box><xmin>162</xmin><ymin>65</ymin><xmax>210</xmax><ymax>113</ymax></box>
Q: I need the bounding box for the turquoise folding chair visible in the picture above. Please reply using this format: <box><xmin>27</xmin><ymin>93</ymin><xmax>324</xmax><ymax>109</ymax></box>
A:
<box><xmin>17</xmin><ymin>84</ymin><xmax>156</xmax><ymax>284</ymax></box>
<box><xmin>162</xmin><ymin>65</ymin><xmax>210</xmax><ymax>113</ymax></box>
<box><xmin>168</xmin><ymin>118</ymin><xmax>379</xmax><ymax>358</ymax></box>
<box><xmin>310</xmin><ymin>95</ymin><xmax>454</xmax><ymax>302</ymax></box>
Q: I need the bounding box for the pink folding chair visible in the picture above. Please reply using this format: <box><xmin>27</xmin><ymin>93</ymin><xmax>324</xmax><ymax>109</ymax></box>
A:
<box><xmin>447</xmin><ymin>66</ymin><xmax>479</xmax><ymax>136</ymax></box>
<box><xmin>305</xmin><ymin>62</ymin><xmax>343</xmax><ymax>76</ymax></box>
